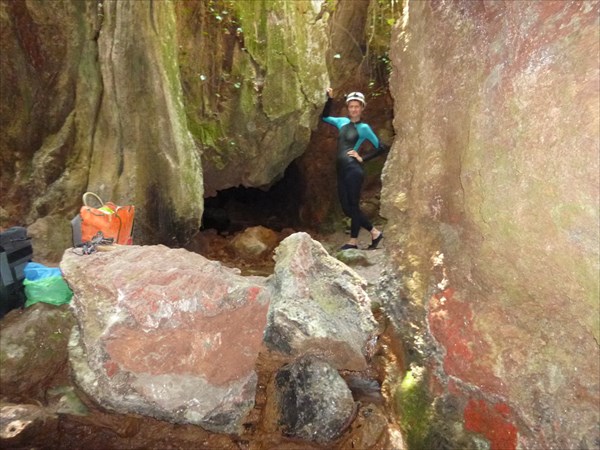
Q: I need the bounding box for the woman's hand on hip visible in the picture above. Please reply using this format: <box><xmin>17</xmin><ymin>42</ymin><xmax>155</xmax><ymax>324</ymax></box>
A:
<box><xmin>347</xmin><ymin>149</ymin><xmax>363</xmax><ymax>163</ymax></box>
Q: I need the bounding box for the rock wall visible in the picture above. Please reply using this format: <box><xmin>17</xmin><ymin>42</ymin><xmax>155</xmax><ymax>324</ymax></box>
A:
<box><xmin>0</xmin><ymin>0</ymin><xmax>203</xmax><ymax>247</ymax></box>
<box><xmin>0</xmin><ymin>0</ymin><xmax>101</xmax><ymax>242</ymax></box>
<box><xmin>89</xmin><ymin>0</ymin><xmax>204</xmax><ymax>244</ymax></box>
<box><xmin>381</xmin><ymin>0</ymin><xmax>599</xmax><ymax>448</ymax></box>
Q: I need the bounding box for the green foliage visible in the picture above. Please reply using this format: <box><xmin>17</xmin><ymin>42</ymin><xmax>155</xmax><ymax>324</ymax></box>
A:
<box><xmin>365</xmin><ymin>0</ymin><xmax>402</xmax><ymax>95</ymax></box>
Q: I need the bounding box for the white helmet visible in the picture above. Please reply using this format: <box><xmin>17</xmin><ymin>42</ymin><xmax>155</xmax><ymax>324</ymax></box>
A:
<box><xmin>346</xmin><ymin>91</ymin><xmax>366</xmax><ymax>107</ymax></box>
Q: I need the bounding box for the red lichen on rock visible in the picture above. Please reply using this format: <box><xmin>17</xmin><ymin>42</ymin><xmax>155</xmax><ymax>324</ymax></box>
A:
<box><xmin>428</xmin><ymin>288</ymin><xmax>505</xmax><ymax>395</ymax></box>
<box><xmin>248</xmin><ymin>286</ymin><xmax>260</xmax><ymax>302</ymax></box>
<box><xmin>464</xmin><ymin>398</ymin><xmax>518</xmax><ymax>450</ymax></box>
<box><xmin>104</xmin><ymin>360</ymin><xmax>120</xmax><ymax>378</ymax></box>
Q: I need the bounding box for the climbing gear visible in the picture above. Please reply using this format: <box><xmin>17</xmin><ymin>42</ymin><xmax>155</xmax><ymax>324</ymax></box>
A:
<box><xmin>78</xmin><ymin>192</ymin><xmax>135</xmax><ymax>245</ymax></box>
<box><xmin>345</xmin><ymin>92</ymin><xmax>366</xmax><ymax>106</ymax></box>
<box><xmin>73</xmin><ymin>231</ymin><xmax>114</xmax><ymax>256</ymax></box>
<box><xmin>340</xmin><ymin>243</ymin><xmax>358</xmax><ymax>250</ymax></box>
<box><xmin>367</xmin><ymin>232</ymin><xmax>384</xmax><ymax>250</ymax></box>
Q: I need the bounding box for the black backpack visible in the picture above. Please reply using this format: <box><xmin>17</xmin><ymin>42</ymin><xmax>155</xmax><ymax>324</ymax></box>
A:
<box><xmin>0</xmin><ymin>227</ymin><xmax>33</xmax><ymax>318</ymax></box>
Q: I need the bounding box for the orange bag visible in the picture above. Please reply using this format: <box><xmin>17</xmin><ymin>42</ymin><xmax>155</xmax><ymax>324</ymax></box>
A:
<box><xmin>80</xmin><ymin>192</ymin><xmax>135</xmax><ymax>245</ymax></box>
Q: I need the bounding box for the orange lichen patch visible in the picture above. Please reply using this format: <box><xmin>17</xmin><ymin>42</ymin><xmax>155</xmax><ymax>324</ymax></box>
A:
<box><xmin>464</xmin><ymin>398</ymin><xmax>518</xmax><ymax>450</ymax></box>
<box><xmin>248</xmin><ymin>285</ymin><xmax>261</xmax><ymax>302</ymax></box>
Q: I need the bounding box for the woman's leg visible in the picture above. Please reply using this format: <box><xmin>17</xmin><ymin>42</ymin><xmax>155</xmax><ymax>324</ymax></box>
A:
<box><xmin>342</xmin><ymin>168</ymin><xmax>373</xmax><ymax>238</ymax></box>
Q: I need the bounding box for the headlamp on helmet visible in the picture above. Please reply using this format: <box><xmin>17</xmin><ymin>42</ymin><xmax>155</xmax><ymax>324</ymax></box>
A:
<box><xmin>345</xmin><ymin>92</ymin><xmax>366</xmax><ymax>107</ymax></box>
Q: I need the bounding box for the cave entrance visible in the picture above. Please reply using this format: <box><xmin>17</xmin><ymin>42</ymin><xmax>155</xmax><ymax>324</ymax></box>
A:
<box><xmin>201</xmin><ymin>162</ymin><xmax>303</xmax><ymax>235</ymax></box>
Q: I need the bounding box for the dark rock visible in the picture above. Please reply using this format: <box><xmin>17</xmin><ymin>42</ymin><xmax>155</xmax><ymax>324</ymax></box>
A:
<box><xmin>0</xmin><ymin>304</ymin><xmax>75</xmax><ymax>400</ymax></box>
<box><xmin>275</xmin><ymin>355</ymin><xmax>355</xmax><ymax>444</ymax></box>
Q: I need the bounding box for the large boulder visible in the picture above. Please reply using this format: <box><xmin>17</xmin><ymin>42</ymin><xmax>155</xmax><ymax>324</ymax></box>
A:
<box><xmin>60</xmin><ymin>232</ymin><xmax>380</xmax><ymax>439</ymax></box>
<box><xmin>381</xmin><ymin>1</ymin><xmax>599</xmax><ymax>448</ymax></box>
<box><xmin>264</xmin><ymin>232</ymin><xmax>378</xmax><ymax>371</ymax></box>
<box><xmin>61</xmin><ymin>245</ymin><xmax>270</xmax><ymax>434</ymax></box>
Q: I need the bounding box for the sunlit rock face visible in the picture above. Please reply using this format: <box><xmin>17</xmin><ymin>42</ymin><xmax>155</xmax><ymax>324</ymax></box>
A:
<box><xmin>381</xmin><ymin>1</ymin><xmax>599</xmax><ymax>448</ymax></box>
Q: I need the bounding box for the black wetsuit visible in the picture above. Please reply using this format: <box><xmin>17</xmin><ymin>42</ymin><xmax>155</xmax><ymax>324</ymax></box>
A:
<box><xmin>321</xmin><ymin>97</ymin><xmax>386</xmax><ymax>238</ymax></box>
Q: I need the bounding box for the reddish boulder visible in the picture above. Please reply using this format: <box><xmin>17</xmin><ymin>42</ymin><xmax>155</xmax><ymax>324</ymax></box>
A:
<box><xmin>61</xmin><ymin>245</ymin><xmax>270</xmax><ymax>434</ymax></box>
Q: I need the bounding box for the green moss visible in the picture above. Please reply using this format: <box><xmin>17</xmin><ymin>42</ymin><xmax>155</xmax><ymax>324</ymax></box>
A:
<box><xmin>0</xmin><ymin>351</ymin><xmax>8</xmax><ymax>368</ymax></box>
<box><xmin>238</xmin><ymin>82</ymin><xmax>256</xmax><ymax>118</ymax></box>
<box><xmin>394</xmin><ymin>366</ymin><xmax>433</xmax><ymax>449</ymax></box>
<box><xmin>187</xmin><ymin>118</ymin><xmax>222</xmax><ymax>149</ymax></box>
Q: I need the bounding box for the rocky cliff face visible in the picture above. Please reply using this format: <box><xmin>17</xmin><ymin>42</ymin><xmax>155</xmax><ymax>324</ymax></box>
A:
<box><xmin>1</xmin><ymin>0</ymin><xmax>101</xmax><ymax>241</ymax></box>
<box><xmin>381</xmin><ymin>1</ymin><xmax>599</xmax><ymax>448</ymax></box>
<box><xmin>0</xmin><ymin>0</ymin><xmax>204</xmax><ymax>246</ymax></box>
<box><xmin>3</xmin><ymin>0</ymin><xmax>598</xmax><ymax>448</ymax></box>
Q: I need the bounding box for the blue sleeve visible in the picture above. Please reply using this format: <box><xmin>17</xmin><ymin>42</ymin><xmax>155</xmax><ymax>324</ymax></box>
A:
<box><xmin>322</xmin><ymin>116</ymin><xmax>349</xmax><ymax>130</ymax></box>
<box><xmin>355</xmin><ymin>123</ymin><xmax>380</xmax><ymax>149</ymax></box>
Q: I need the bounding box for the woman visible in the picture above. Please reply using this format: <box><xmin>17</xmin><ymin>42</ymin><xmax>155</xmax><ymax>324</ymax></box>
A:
<box><xmin>321</xmin><ymin>88</ymin><xmax>386</xmax><ymax>250</ymax></box>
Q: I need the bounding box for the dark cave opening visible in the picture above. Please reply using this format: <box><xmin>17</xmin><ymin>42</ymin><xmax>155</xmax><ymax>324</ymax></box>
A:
<box><xmin>201</xmin><ymin>162</ymin><xmax>303</xmax><ymax>235</ymax></box>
